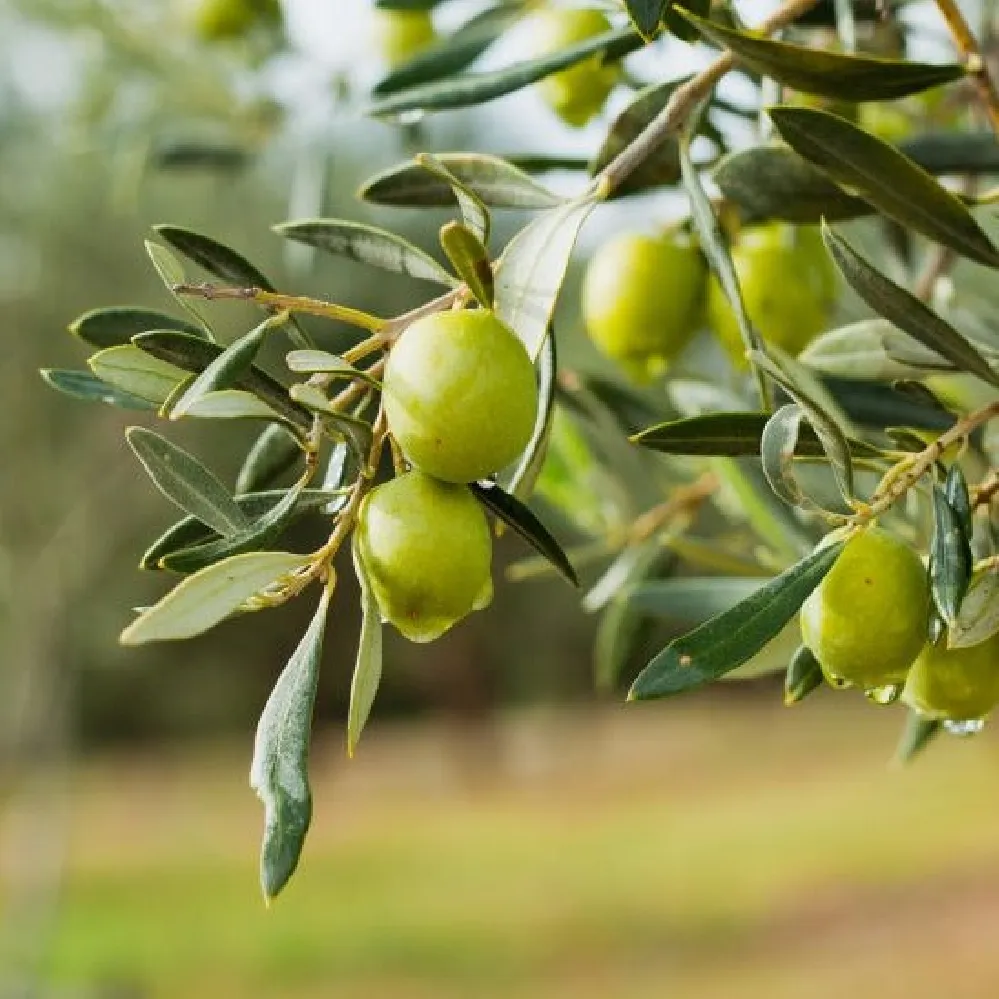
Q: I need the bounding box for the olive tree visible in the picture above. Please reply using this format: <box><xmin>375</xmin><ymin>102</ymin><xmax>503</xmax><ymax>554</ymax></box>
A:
<box><xmin>35</xmin><ymin>0</ymin><xmax>999</xmax><ymax>899</ymax></box>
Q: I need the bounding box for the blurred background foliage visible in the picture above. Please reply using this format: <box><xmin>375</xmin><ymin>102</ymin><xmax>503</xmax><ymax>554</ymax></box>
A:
<box><xmin>5</xmin><ymin>1</ymin><xmax>999</xmax><ymax>997</ymax></box>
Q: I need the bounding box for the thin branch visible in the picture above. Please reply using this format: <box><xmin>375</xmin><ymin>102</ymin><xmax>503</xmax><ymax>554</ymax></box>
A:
<box><xmin>934</xmin><ymin>0</ymin><xmax>999</xmax><ymax>134</ymax></box>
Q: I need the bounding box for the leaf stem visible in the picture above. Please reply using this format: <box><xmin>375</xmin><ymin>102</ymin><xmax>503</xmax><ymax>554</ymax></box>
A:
<box><xmin>933</xmin><ymin>0</ymin><xmax>999</xmax><ymax>135</ymax></box>
<box><xmin>592</xmin><ymin>0</ymin><xmax>824</xmax><ymax>197</ymax></box>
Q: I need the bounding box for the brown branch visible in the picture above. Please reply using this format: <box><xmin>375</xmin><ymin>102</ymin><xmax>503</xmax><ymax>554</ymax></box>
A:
<box><xmin>934</xmin><ymin>0</ymin><xmax>999</xmax><ymax>135</ymax></box>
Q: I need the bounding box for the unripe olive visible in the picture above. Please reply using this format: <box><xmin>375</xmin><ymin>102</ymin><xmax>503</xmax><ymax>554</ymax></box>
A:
<box><xmin>383</xmin><ymin>309</ymin><xmax>538</xmax><ymax>483</ymax></box>
<box><xmin>187</xmin><ymin>0</ymin><xmax>280</xmax><ymax>41</ymax></box>
<box><xmin>800</xmin><ymin>527</ymin><xmax>929</xmax><ymax>689</ymax></box>
<box><xmin>373</xmin><ymin>8</ymin><xmax>436</xmax><ymax>68</ymax></box>
<box><xmin>903</xmin><ymin>629</ymin><xmax>999</xmax><ymax>722</ymax></box>
<box><xmin>582</xmin><ymin>232</ymin><xmax>706</xmax><ymax>382</ymax></box>
<box><xmin>529</xmin><ymin>7</ymin><xmax>620</xmax><ymax>127</ymax></box>
<box><xmin>707</xmin><ymin>224</ymin><xmax>837</xmax><ymax>366</ymax></box>
<box><xmin>355</xmin><ymin>472</ymin><xmax>493</xmax><ymax>643</ymax></box>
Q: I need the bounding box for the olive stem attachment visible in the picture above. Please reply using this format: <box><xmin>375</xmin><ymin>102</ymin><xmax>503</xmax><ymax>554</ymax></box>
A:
<box><xmin>932</xmin><ymin>0</ymin><xmax>999</xmax><ymax>136</ymax></box>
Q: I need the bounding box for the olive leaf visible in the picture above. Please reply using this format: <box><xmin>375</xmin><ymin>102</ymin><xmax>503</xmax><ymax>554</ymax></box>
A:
<box><xmin>770</xmin><ymin>108</ymin><xmax>999</xmax><ymax>268</ymax></box>
<box><xmin>784</xmin><ymin>644</ymin><xmax>824</xmax><ymax>705</ymax></box>
<box><xmin>120</xmin><ymin>551</ymin><xmax>312</xmax><ymax>645</ymax></box>
<box><xmin>288</xmin><ymin>384</ymin><xmax>373</xmax><ymax>461</ymax></box>
<box><xmin>471</xmin><ymin>480</ymin><xmax>579</xmax><ymax>587</ymax></box>
<box><xmin>684</xmin><ymin>12</ymin><xmax>964</xmax><ymax>100</ymax></box>
<box><xmin>944</xmin><ymin>464</ymin><xmax>973</xmax><ymax>538</ymax></box>
<box><xmin>662</xmin><ymin>0</ymin><xmax>710</xmax><ymax>42</ymax></box>
<box><xmin>179</xmin><ymin>390</ymin><xmax>285</xmax><ymax>424</ymax></box>
<box><xmin>761</xmin><ymin>404</ymin><xmax>809</xmax><ymax>508</ymax></box>
<box><xmin>126</xmin><ymin>426</ymin><xmax>250</xmax><ymax>537</ymax></box>
<box><xmin>250</xmin><ymin>586</ymin><xmax>331</xmax><ymax>901</ymax></box>
<box><xmin>359</xmin><ymin>152</ymin><xmax>564</xmax><ymax>210</ymax></box>
<box><xmin>505</xmin><ymin>328</ymin><xmax>556</xmax><ymax>501</ymax></box>
<box><xmin>236</xmin><ymin>424</ymin><xmax>303</xmax><ymax>495</ymax></box>
<box><xmin>625</xmin><ymin>0</ymin><xmax>665</xmax><ymax>37</ymax></box>
<box><xmin>70</xmin><ymin>306</ymin><xmax>203</xmax><ymax>349</ymax></box>
<box><xmin>41</xmin><ymin>369</ymin><xmax>157</xmax><ymax>411</ymax></box>
<box><xmin>274</xmin><ymin>219</ymin><xmax>458</xmax><ymax>287</ymax></box>
<box><xmin>948</xmin><ymin>566</ymin><xmax>999</xmax><ymax>649</ymax></box>
<box><xmin>144</xmin><ymin>240</ymin><xmax>215</xmax><ymax>335</ymax></box>
<box><xmin>347</xmin><ymin>537</ymin><xmax>384</xmax><ymax>758</ymax></box>
<box><xmin>930</xmin><ymin>482</ymin><xmax>973</xmax><ymax>627</ymax></box>
<box><xmin>629</xmin><ymin>539</ymin><xmax>845</xmax><ymax>700</ymax></box>
<box><xmin>416</xmin><ymin>153</ymin><xmax>491</xmax><ymax>243</ymax></box>
<box><xmin>821</xmin><ymin>224</ymin><xmax>999</xmax><ymax>389</ymax></box>
<box><xmin>439</xmin><ymin>221</ymin><xmax>494</xmax><ymax>307</ymax></box>
<box><xmin>894</xmin><ymin>709</ymin><xmax>941</xmax><ymax>765</ymax></box>
<box><xmin>88</xmin><ymin>345</ymin><xmax>188</xmax><ymax>406</ymax></box>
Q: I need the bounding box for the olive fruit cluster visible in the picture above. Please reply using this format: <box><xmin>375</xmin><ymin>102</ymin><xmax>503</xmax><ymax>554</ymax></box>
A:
<box><xmin>801</xmin><ymin>528</ymin><xmax>999</xmax><ymax>724</ymax></box>
<box><xmin>185</xmin><ymin>0</ymin><xmax>281</xmax><ymax>41</ymax></box>
<box><xmin>582</xmin><ymin>232</ymin><xmax>706</xmax><ymax>382</ymax></box>
<box><xmin>708</xmin><ymin>224</ymin><xmax>837</xmax><ymax>365</ymax></box>
<box><xmin>356</xmin><ymin>310</ymin><xmax>539</xmax><ymax>643</ymax></box>
<box><xmin>529</xmin><ymin>6</ymin><xmax>620</xmax><ymax>127</ymax></box>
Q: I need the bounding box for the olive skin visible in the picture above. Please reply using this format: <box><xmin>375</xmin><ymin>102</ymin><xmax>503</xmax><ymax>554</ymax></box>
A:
<box><xmin>800</xmin><ymin>527</ymin><xmax>929</xmax><ymax>689</ymax></box>
<box><xmin>373</xmin><ymin>9</ymin><xmax>436</xmax><ymax>68</ymax></box>
<box><xmin>529</xmin><ymin>7</ymin><xmax>620</xmax><ymax>127</ymax></box>
<box><xmin>708</xmin><ymin>224</ymin><xmax>837</xmax><ymax>366</ymax></box>
<box><xmin>187</xmin><ymin>0</ymin><xmax>280</xmax><ymax>40</ymax></box>
<box><xmin>382</xmin><ymin>309</ymin><xmax>538</xmax><ymax>484</ymax></box>
<box><xmin>355</xmin><ymin>472</ymin><xmax>493</xmax><ymax>643</ymax></box>
<box><xmin>903</xmin><ymin>630</ymin><xmax>999</xmax><ymax>722</ymax></box>
<box><xmin>582</xmin><ymin>232</ymin><xmax>706</xmax><ymax>382</ymax></box>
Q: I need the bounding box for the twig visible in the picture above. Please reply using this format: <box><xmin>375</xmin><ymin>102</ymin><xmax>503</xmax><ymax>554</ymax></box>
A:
<box><xmin>973</xmin><ymin>468</ymin><xmax>999</xmax><ymax>507</ymax></box>
<box><xmin>934</xmin><ymin>0</ymin><xmax>999</xmax><ymax>134</ymax></box>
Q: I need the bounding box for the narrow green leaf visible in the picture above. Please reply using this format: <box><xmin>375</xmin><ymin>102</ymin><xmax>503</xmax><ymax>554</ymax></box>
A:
<box><xmin>495</xmin><ymin>196</ymin><xmax>596</xmax><ymax>360</ymax></box>
<box><xmin>686</xmin><ymin>12</ymin><xmax>964</xmax><ymax>100</ymax></box>
<box><xmin>120</xmin><ymin>551</ymin><xmax>311</xmax><ymax>645</ymax></box>
<box><xmin>439</xmin><ymin>221</ymin><xmax>494</xmax><ymax>308</ymax></box>
<box><xmin>284</xmin><ymin>351</ymin><xmax>379</xmax><ymax>385</ymax></box>
<box><xmin>471</xmin><ymin>480</ymin><xmax>578</xmax><ymax>587</ymax></box>
<box><xmin>88</xmin><ymin>346</ymin><xmax>187</xmax><ymax>405</ymax></box>
<box><xmin>416</xmin><ymin>153</ymin><xmax>491</xmax><ymax>243</ymax></box>
<box><xmin>274</xmin><ymin>219</ymin><xmax>457</xmax><ymax>287</ymax></box>
<box><xmin>372</xmin><ymin>3</ymin><xmax>525</xmax><ymax>96</ymax></box>
<box><xmin>70</xmin><ymin>306</ymin><xmax>203</xmax><ymax>349</ymax></box>
<box><xmin>347</xmin><ymin>538</ymin><xmax>384</xmax><ymax>757</ymax></box>
<box><xmin>154</xmin><ymin>225</ymin><xmax>311</xmax><ymax>348</ymax></box>
<box><xmin>948</xmin><ymin>567</ymin><xmax>999</xmax><ymax>649</ymax></box>
<box><xmin>944</xmin><ymin>464</ymin><xmax>973</xmax><ymax>538</ymax></box>
<box><xmin>359</xmin><ymin>152</ymin><xmax>563</xmax><ymax>209</ymax></box>
<box><xmin>899</xmin><ymin>131</ymin><xmax>999</xmax><ymax>176</ymax></box>
<box><xmin>821</xmin><ymin>225</ymin><xmax>999</xmax><ymax>388</ymax></box>
<box><xmin>770</xmin><ymin>107</ymin><xmax>999</xmax><ymax>268</ymax></box>
<box><xmin>321</xmin><ymin>443</ymin><xmax>352</xmax><ymax>515</ymax></box>
<box><xmin>662</xmin><ymin>0</ymin><xmax>710</xmax><ymax>42</ymax></box>
<box><xmin>236</xmin><ymin>424</ymin><xmax>302</xmax><ymax>495</ymax></box>
<box><xmin>505</xmin><ymin>328</ymin><xmax>556</xmax><ymax>501</ymax></box>
<box><xmin>594</xmin><ymin>586</ymin><xmax>645</xmax><ymax>694</ymax></box>
<box><xmin>250</xmin><ymin>586</ymin><xmax>330</xmax><ymax>901</ymax></box>
<box><xmin>800</xmin><ymin>319</ymin><xmax>950</xmax><ymax>380</ymax></box>
<box><xmin>181</xmin><ymin>390</ymin><xmax>285</xmax><ymax>423</ymax></box>
<box><xmin>145</xmin><ymin>240</ymin><xmax>214</xmax><ymax>334</ymax></box>
<box><xmin>784</xmin><ymin>644</ymin><xmax>824</xmax><ymax>705</ymax></box>
<box><xmin>41</xmin><ymin>369</ymin><xmax>157</xmax><ymax>411</ymax></box>
<box><xmin>761</xmin><ymin>404</ymin><xmax>808</xmax><ymax>507</ymax></box>
<box><xmin>894</xmin><ymin>709</ymin><xmax>941</xmax><ymax>765</ymax></box>
<box><xmin>629</xmin><ymin>539</ymin><xmax>845</xmax><ymax>700</ymax></box>
<box><xmin>930</xmin><ymin>482</ymin><xmax>972</xmax><ymax>626</ymax></box>
<box><xmin>628</xmin><ymin>577</ymin><xmax>771</xmax><ymax>618</ymax></box>
<box><xmin>151</xmin><ymin>139</ymin><xmax>250</xmax><ymax>172</ymax></box>
<box><xmin>288</xmin><ymin>384</ymin><xmax>373</xmax><ymax>460</ymax></box>
<box><xmin>367</xmin><ymin>25</ymin><xmax>641</xmax><ymax>116</ymax></box>
<box><xmin>126</xmin><ymin>426</ymin><xmax>250</xmax><ymax>537</ymax></box>
<box><xmin>625</xmin><ymin>0</ymin><xmax>665</xmax><ymax>37</ymax></box>
<box><xmin>584</xmin><ymin>540</ymin><xmax>662</xmax><ymax>614</ymax></box>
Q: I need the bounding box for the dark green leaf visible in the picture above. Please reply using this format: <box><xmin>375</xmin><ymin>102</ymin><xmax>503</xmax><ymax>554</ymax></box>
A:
<box><xmin>821</xmin><ymin>225</ymin><xmax>999</xmax><ymax>388</ymax></box>
<box><xmin>625</xmin><ymin>0</ymin><xmax>665</xmax><ymax>38</ymax></box>
<box><xmin>894</xmin><ymin>709</ymin><xmax>941</xmax><ymax>765</ymax></box>
<box><xmin>376</xmin><ymin>0</ymin><xmax>441</xmax><ymax>7</ymax></box>
<box><xmin>40</xmin><ymin>369</ymin><xmax>157</xmax><ymax>411</ymax></box>
<box><xmin>288</xmin><ymin>383</ymin><xmax>373</xmax><ymax>461</ymax></box>
<box><xmin>505</xmin><ymin>328</ymin><xmax>556</xmax><ymax>501</ymax></box>
<box><xmin>770</xmin><ymin>107</ymin><xmax>999</xmax><ymax>268</ymax></box>
<box><xmin>359</xmin><ymin>152</ymin><xmax>563</xmax><ymax>209</ymax></box>
<box><xmin>899</xmin><ymin>131</ymin><xmax>999</xmax><ymax>176</ymax></box>
<box><xmin>685</xmin><ymin>12</ymin><xmax>964</xmax><ymax>100</ymax></box>
<box><xmin>930</xmin><ymin>482</ymin><xmax>972</xmax><ymax>626</ymax></box>
<box><xmin>274</xmin><ymin>219</ymin><xmax>457</xmax><ymax>287</ymax></box>
<box><xmin>151</xmin><ymin>140</ymin><xmax>250</xmax><ymax>172</ymax></box>
<box><xmin>70</xmin><ymin>306</ymin><xmax>203</xmax><ymax>349</ymax></box>
<box><xmin>236</xmin><ymin>424</ymin><xmax>303</xmax><ymax>495</ymax></box>
<box><xmin>250</xmin><ymin>587</ymin><xmax>330</xmax><ymax>901</ymax></box>
<box><xmin>367</xmin><ymin>25</ymin><xmax>642</xmax><ymax>116</ymax></box>
<box><xmin>126</xmin><ymin>426</ymin><xmax>250</xmax><ymax>537</ymax></box>
<box><xmin>784</xmin><ymin>644</ymin><xmax>824</xmax><ymax>705</ymax></box>
<box><xmin>663</xmin><ymin>0</ymin><xmax>710</xmax><ymax>41</ymax></box>
<box><xmin>440</xmin><ymin>221</ymin><xmax>493</xmax><ymax>308</ymax></box>
<box><xmin>373</xmin><ymin>3</ymin><xmax>524</xmax><ymax>96</ymax></box>
<box><xmin>347</xmin><ymin>538</ymin><xmax>384</xmax><ymax>757</ymax></box>
<box><xmin>629</xmin><ymin>538</ymin><xmax>845</xmax><ymax>700</ymax></box>
<box><xmin>944</xmin><ymin>464</ymin><xmax>974</xmax><ymax>538</ymax></box>
<box><xmin>471</xmin><ymin>480</ymin><xmax>578</xmax><ymax>587</ymax></box>
<box><xmin>144</xmin><ymin>240</ymin><xmax>215</xmax><ymax>335</ymax></box>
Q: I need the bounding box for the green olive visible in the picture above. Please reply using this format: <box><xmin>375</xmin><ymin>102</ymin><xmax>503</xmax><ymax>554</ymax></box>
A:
<box><xmin>707</xmin><ymin>224</ymin><xmax>837</xmax><ymax>367</ymax></box>
<box><xmin>529</xmin><ymin>6</ymin><xmax>620</xmax><ymax>127</ymax></box>
<box><xmin>582</xmin><ymin>232</ymin><xmax>706</xmax><ymax>382</ymax></box>
<box><xmin>903</xmin><ymin>630</ymin><xmax>999</xmax><ymax>722</ymax></box>
<box><xmin>800</xmin><ymin>527</ymin><xmax>929</xmax><ymax>689</ymax></box>
<box><xmin>355</xmin><ymin>472</ymin><xmax>493</xmax><ymax>643</ymax></box>
<box><xmin>373</xmin><ymin>8</ymin><xmax>436</xmax><ymax>68</ymax></box>
<box><xmin>383</xmin><ymin>309</ymin><xmax>538</xmax><ymax>483</ymax></box>
<box><xmin>187</xmin><ymin>0</ymin><xmax>280</xmax><ymax>40</ymax></box>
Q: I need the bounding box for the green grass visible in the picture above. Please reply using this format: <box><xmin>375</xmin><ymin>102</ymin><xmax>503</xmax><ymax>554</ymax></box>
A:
<box><xmin>18</xmin><ymin>694</ymin><xmax>999</xmax><ymax>998</ymax></box>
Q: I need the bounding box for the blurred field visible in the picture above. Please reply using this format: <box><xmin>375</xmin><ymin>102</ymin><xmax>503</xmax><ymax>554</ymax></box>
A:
<box><xmin>6</xmin><ymin>693</ymin><xmax>998</xmax><ymax>999</ymax></box>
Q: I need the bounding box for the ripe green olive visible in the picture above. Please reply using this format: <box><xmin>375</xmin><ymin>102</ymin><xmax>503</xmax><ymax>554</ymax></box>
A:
<box><xmin>800</xmin><ymin>527</ymin><xmax>929</xmax><ymax>690</ymax></box>
<box><xmin>355</xmin><ymin>472</ymin><xmax>493</xmax><ymax>643</ymax></box>
<box><xmin>707</xmin><ymin>224</ymin><xmax>837</xmax><ymax>367</ymax></box>
<box><xmin>529</xmin><ymin>7</ymin><xmax>620</xmax><ymax>127</ymax></box>
<box><xmin>903</xmin><ymin>630</ymin><xmax>999</xmax><ymax>722</ymax></box>
<box><xmin>187</xmin><ymin>0</ymin><xmax>280</xmax><ymax>40</ymax></box>
<box><xmin>373</xmin><ymin>8</ymin><xmax>436</xmax><ymax>68</ymax></box>
<box><xmin>383</xmin><ymin>309</ymin><xmax>538</xmax><ymax>484</ymax></box>
<box><xmin>582</xmin><ymin>232</ymin><xmax>706</xmax><ymax>382</ymax></box>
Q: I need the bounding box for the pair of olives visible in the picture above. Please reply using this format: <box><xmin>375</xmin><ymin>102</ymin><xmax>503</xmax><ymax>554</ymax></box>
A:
<box><xmin>356</xmin><ymin>310</ymin><xmax>538</xmax><ymax>644</ymax></box>
<box><xmin>582</xmin><ymin>224</ymin><xmax>837</xmax><ymax>380</ymax></box>
<box><xmin>802</xmin><ymin>528</ymin><xmax>999</xmax><ymax>723</ymax></box>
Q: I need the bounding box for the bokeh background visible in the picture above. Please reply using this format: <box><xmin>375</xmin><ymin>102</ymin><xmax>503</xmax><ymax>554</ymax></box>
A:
<box><xmin>3</xmin><ymin>1</ymin><xmax>999</xmax><ymax>997</ymax></box>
